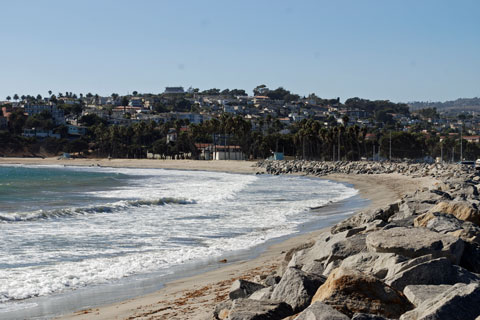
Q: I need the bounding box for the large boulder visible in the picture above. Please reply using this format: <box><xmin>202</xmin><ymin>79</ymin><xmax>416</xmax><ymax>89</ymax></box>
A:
<box><xmin>428</xmin><ymin>201</ymin><xmax>480</xmax><ymax>226</ymax></box>
<box><xmin>385</xmin><ymin>256</ymin><xmax>479</xmax><ymax>291</ymax></box>
<box><xmin>214</xmin><ymin>300</ymin><xmax>233</xmax><ymax>320</ymax></box>
<box><xmin>287</xmin><ymin>231</ymin><xmax>348</xmax><ymax>274</ymax></box>
<box><xmin>366</xmin><ymin>227</ymin><xmax>465</xmax><ymax>264</ymax></box>
<box><xmin>293</xmin><ymin>302</ymin><xmax>349</xmax><ymax>320</ymax></box>
<box><xmin>322</xmin><ymin>234</ymin><xmax>368</xmax><ymax>275</ymax></box>
<box><xmin>227</xmin><ymin>298</ymin><xmax>293</xmax><ymax>320</ymax></box>
<box><xmin>351</xmin><ymin>314</ymin><xmax>392</xmax><ymax>320</ymax></box>
<box><xmin>270</xmin><ymin>267</ymin><xmax>326</xmax><ymax>313</ymax></box>
<box><xmin>403</xmin><ymin>285</ymin><xmax>452</xmax><ymax>307</ymax></box>
<box><xmin>312</xmin><ymin>267</ymin><xmax>413</xmax><ymax>318</ymax></box>
<box><xmin>415</xmin><ymin>212</ymin><xmax>480</xmax><ymax>243</ymax></box>
<box><xmin>414</xmin><ymin>212</ymin><xmax>464</xmax><ymax>233</ymax></box>
<box><xmin>249</xmin><ymin>287</ymin><xmax>273</xmax><ymax>301</ymax></box>
<box><xmin>339</xmin><ymin>252</ymin><xmax>407</xmax><ymax>280</ymax></box>
<box><xmin>400</xmin><ymin>283</ymin><xmax>480</xmax><ymax>320</ymax></box>
<box><xmin>331</xmin><ymin>203</ymin><xmax>399</xmax><ymax>233</ymax></box>
<box><xmin>389</xmin><ymin>201</ymin><xmax>433</xmax><ymax>221</ymax></box>
<box><xmin>229</xmin><ymin>280</ymin><xmax>265</xmax><ymax>300</ymax></box>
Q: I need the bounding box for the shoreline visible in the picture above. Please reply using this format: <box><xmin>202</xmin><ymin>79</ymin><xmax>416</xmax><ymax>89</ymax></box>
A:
<box><xmin>0</xmin><ymin>158</ymin><xmax>437</xmax><ymax>320</ymax></box>
<box><xmin>0</xmin><ymin>157</ymin><xmax>263</xmax><ymax>174</ymax></box>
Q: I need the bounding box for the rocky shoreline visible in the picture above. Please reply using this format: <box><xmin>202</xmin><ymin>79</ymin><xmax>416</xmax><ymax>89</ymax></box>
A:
<box><xmin>212</xmin><ymin>161</ymin><xmax>480</xmax><ymax>320</ymax></box>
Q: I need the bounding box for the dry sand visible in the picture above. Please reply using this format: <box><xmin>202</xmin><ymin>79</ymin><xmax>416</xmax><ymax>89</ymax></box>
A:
<box><xmin>0</xmin><ymin>158</ymin><xmax>437</xmax><ymax>320</ymax></box>
<box><xmin>0</xmin><ymin>158</ymin><xmax>262</xmax><ymax>174</ymax></box>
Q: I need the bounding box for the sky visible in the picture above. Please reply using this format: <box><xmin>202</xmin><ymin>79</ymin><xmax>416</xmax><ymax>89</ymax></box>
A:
<box><xmin>0</xmin><ymin>0</ymin><xmax>479</xmax><ymax>103</ymax></box>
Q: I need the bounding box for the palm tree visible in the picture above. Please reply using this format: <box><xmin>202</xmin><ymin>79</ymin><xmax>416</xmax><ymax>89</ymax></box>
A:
<box><xmin>6</xmin><ymin>96</ymin><xmax>11</xmax><ymax>102</ymax></box>
<box><xmin>13</xmin><ymin>94</ymin><xmax>19</xmax><ymax>102</ymax></box>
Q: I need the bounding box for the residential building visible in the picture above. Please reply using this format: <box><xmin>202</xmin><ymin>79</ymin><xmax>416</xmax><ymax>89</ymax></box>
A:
<box><xmin>24</xmin><ymin>104</ymin><xmax>65</xmax><ymax>125</ymax></box>
<box><xmin>172</xmin><ymin>112</ymin><xmax>204</xmax><ymax>124</ymax></box>
<box><xmin>23</xmin><ymin>128</ymin><xmax>61</xmax><ymax>139</ymax></box>
<box><xmin>128</xmin><ymin>98</ymin><xmax>144</xmax><ymax>108</ymax></box>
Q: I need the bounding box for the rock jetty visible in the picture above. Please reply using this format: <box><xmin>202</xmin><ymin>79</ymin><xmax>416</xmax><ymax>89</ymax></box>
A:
<box><xmin>212</xmin><ymin>161</ymin><xmax>480</xmax><ymax>319</ymax></box>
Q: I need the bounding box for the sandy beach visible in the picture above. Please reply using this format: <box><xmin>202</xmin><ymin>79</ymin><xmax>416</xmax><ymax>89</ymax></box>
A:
<box><xmin>0</xmin><ymin>158</ymin><xmax>262</xmax><ymax>174</ymax></box>
<box><xmin>0</xmin><ymin>158</ymin><xmax>437</xmax><ymax>320</ymax></box>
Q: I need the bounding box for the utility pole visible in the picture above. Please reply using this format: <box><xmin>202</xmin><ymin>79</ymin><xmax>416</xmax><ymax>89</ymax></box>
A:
<box><xmin>333</xmin><ymin>145</ymin><xmax>335</xmax><ymax>161</ymax></box>
<box><xmin>452</xmin><ymin>147</ymin><xmax>454</xmax><ymax>163</ymax></box>
<box><xmin>389</xmin><ymin>131</ymin><xmax>392</xmax><ymax>161</ymax></box>
<box><xmin>373</xmin><ymin>144</ymin><xmax>375</xmax><ymax>161</ymax></box>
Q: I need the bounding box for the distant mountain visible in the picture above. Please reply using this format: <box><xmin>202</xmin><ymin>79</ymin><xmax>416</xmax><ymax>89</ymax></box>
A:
<box><xmin>408</xmin><ymin>97</ymin><xmax>480</xmax><ymax>112</ymax></box>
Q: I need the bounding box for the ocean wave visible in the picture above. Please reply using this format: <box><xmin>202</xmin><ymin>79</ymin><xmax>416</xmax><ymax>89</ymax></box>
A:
<box><xmin>0</xmin><ymin>197</ymin><xmax>195</xmax><ymax>222</ymax></box>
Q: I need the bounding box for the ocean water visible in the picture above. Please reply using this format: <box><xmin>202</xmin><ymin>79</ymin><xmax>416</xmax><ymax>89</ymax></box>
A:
<box><xmin>0</xmin><ymin>165</ymin><xmax>359</xmax><ymax>318</ymax></box>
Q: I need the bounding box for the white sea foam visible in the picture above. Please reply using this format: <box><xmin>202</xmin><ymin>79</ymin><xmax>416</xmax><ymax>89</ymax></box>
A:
<box><xmin>0</xmin><ymin>167</ymin><xmax>358</xmax><ymax>305</ymax></box>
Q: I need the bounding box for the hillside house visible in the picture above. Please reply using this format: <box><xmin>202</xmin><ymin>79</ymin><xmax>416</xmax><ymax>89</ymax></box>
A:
<box><xmin>24</xmin><ymin>104</ymin><xmax>65</xmax><ymax>125</ymax></box>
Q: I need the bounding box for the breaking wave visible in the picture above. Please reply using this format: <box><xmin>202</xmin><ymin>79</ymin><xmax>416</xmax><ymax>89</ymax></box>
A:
<box><xmin>0</xmin><ymin>198</ymin><xmax>195</xmax><ymax>222</ymax></box>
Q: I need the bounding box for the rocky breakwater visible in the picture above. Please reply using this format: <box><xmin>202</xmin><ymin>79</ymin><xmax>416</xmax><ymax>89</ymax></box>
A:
<box><xmin>257</xmin><ymin>160</ymin><xmax>474</xmax><ymax>179</ymax></box>
<box><xmin>212</xmin><ymin>161</ymin><xmax>480</xmax><ymax>319</ymax></box>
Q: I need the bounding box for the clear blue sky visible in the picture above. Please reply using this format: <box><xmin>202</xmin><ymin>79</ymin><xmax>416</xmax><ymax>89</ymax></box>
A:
<box><xmin>1</xmin><ymin>0</ymin><xmax>479</xmax><ymax>102</ymax></box>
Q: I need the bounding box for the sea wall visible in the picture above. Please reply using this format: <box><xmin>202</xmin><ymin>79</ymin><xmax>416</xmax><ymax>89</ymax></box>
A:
<box><xmin>212</xmin><ymin>161</ymin><xmax>480</xmax><ymax>319</ymax></box>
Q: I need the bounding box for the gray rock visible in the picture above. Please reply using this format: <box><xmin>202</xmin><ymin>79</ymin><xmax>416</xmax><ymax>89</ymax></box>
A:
<box><xmin>366</xmin><ymin>227</ymin><xmax>465</xmax><ymax>264</ymax></box>
<box><xmin>339</xmin><ymin>252</ymin><xmax>407</xmax><ymax>279</ymax></box>
<box><xmin>385</xmin><ymin>256</ymin><xmax>479</xmax><ymax>291</ymax></box>
<box><xmin>227</xmin><ymin>298</ymin><xmax>293</xmax><ymax>320</ymax></box>
<box><xmin>383</xmin><ymin>216</ymin><xmax>416</xmax><ymax>229</ymax></box>
<box><xmin>390</xmin><ymin>201</ymin><xmax>433</xmax><ymax>221</ymax></box>
<box><xmin>423</xmin><ymin>212</ymin><xmax>464</xmax><ymax>233</ymax></box>
<box><xmin>229</xmin><ymin>280</ymin><xmax>265</xmax><ymax>300</ymax></box>
<box><xmin>322</xmin><ymin>234</ymin><xmax>367</xmax><ymax>275</ymax></box>
<box><xmin>248</xmin><ymin>287</ymin><xmax>273</xmax><ymax>301</ymax></box>
<box><xmin>281</xmin><ymin>240</ymin><xmax>316</xmax><ymax>274</ymax></box>
<box><xmin>214</xmin><ymin>300</ymin><xmax>232</xmax><ymax>320</ymax></box>
<box><xmin>271</xmin><ymin>267</ymin><xmax>326</xmax><ymax>313</ymax></box>
<box><xmin>331</xmin><ymin>203</ymin><xmax>399</xmax><ymax>233</ymax></box>
<box><xmin>301</xmin><ymin>259</ymin><xmax>325</xmax><ymax>275</ymax></box>
<box><xmin>351</xmin><ymin>313</ymin><xmax>392</xmax><ymax>320</ymax></box>
<box><xmin>288</xmin><ymin>231</ymin><xmax>348</xmax><ymax>272</ymax></box>
<box><xmin>403</xmin><ymin>285</ymin><xmax>452</xmax><ymax>307</ymax></box>
<box><xmin>294</xmin><ymin>301</ymin><xmax>349</xmax><ymax>320</ymax></box>
<box><xmin>400</xmin><ymin>283</ymin><xmax>480</xmax><ymax>320</ymax></box>
<box><xmin>264</xmin><ymin>275</ymin><xmax>280</xmax><ymax>287</ymax></box>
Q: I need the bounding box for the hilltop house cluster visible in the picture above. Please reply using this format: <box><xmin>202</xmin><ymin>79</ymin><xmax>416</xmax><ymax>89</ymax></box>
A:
<box><xmin>2</xmin><ymin>87</ymin><xmax>480</xmax><ymax>159</ymax></box>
